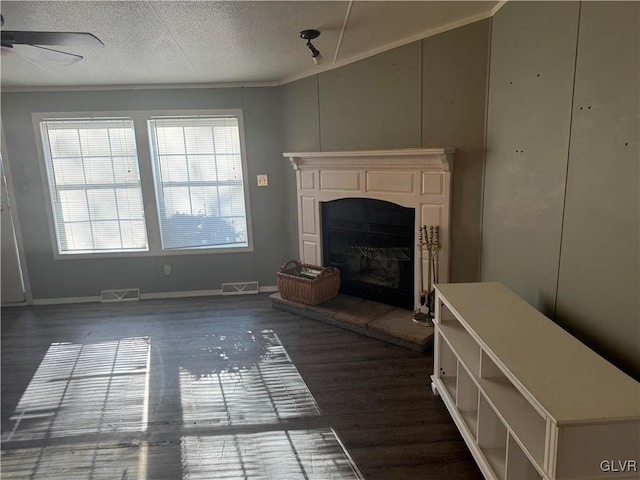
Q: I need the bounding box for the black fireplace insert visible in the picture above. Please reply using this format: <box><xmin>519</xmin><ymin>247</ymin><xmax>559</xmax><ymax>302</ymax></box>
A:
<box><xmin>321</xmin><ymin>198</ymin><xmax>414</xmax><ymax>309</ymax></box>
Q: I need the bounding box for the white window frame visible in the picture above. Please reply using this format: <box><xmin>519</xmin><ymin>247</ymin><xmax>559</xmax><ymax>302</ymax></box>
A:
<box><xmin>148</xmin><ymin>115</ymin><xmax>250</xmax><ymax>252</ymax></box>
<box><xmin>33</xmin><ymin>110</ymin><xmax>254</xmax><ymax>259</ymax></box>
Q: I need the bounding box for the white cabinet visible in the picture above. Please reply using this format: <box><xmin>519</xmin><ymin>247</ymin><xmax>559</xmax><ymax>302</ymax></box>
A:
<box><xmin>431</xmin><ymin>282</ymin><xmax>640</xmax><ymax>480</ymax></box>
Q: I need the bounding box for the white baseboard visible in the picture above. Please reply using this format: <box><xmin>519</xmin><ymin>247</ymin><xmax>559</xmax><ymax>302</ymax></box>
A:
<box><xmin>30</xmin><ymin>286</ymin><xmax>279</xmax><ymax>306</ymax></box>
<box><xmin>140</xmin><ymin>289</ymin><xmax>222</xmax><ymax>300</ymax></box>
<box><xmin>33</xmin><ymin>296</ymin><xmax>102</xmax><ymax>306</ymax></box>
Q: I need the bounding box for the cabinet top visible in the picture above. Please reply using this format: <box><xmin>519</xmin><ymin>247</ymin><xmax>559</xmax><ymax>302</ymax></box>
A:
<box><xmin>435</xmin><ymin>282</ymin><xmax>640</xmax><ymax>424</ymax></box>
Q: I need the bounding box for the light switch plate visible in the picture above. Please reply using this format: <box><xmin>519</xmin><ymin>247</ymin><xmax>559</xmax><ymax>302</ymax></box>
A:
<box><xmin>257</xmin><ymin>174</ymin><xmax>268</xmax><ymax>186</ymax></box>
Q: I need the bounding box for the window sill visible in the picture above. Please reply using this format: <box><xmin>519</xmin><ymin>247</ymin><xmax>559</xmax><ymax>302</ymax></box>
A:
<box><xmin>53</xmin><ymin>243</ymin><xmax>253</xmax><ymax>260</ymax></box>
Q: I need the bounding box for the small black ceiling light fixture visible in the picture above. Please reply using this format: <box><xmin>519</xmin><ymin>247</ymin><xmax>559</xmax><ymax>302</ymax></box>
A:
<box><xmin>299</xmin><ymin>29</ymin><xmax>322</xmax><ymax>65</ymax></box>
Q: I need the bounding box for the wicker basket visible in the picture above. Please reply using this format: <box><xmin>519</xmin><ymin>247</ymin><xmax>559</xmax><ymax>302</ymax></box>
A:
<box><xmin>277</xmin><ymin>260</ymin><xmax>340</xmax><ymax>305</ymax></box>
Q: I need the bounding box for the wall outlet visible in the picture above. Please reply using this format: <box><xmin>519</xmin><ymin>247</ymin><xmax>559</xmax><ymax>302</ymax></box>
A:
<box><xmin>257</xmin><ymin>174</ymin><xmax>268</xmax><ymax>187</ymax></box>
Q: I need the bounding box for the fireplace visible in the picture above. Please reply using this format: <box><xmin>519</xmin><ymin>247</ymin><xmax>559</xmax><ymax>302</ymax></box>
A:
<box><xmin>284</xmin><ymin>148</ymin><xmax>454</xmax><ymax>310</ymax></box>
<box><xmin>322</xmin><ymin>198</ymin><xmax>414</xmax><ymax>309</ymax></box>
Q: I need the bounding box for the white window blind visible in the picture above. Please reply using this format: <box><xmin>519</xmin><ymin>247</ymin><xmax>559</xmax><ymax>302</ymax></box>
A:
<box><xmin>148</xmin><ymin>116</ymin><xmax>249</xmax><ymax>250</ymax></box>
<box><xmin>39</xmin><ymin>118</ymin><xmax>148</xmax><ymax>254</ymax></box>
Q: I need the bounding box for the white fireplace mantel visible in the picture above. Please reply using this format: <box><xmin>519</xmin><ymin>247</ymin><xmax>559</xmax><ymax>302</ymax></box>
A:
<box><xmin>286</xmin><ymin>148</ymin><xmax>453</xmax><ymax>171</ymax></box>
<box><xmin>284</xmin><ymin>148</ymin><xmax>454</xmax><ymax>310</ymax></box>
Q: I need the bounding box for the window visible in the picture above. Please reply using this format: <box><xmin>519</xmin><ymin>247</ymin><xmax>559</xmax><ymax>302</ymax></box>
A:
<box><xmin>39</xmin><ymin>118</ymin><xmax>148</xmax><ymax>254</ymax></box>
<box><xmin>148</xmin><ymin>116</ymin><xmax>248</xmax><ymax>250</ymax></box>
<box><xmin>36</xmin><ymin>110</ymin><xmax>252</xmax><ymax>258</ymax></box>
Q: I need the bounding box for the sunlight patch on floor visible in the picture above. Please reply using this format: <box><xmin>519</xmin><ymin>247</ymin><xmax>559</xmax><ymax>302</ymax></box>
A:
<box><xmin>2</xmin><ymin>337</ymin><xmax>150</xmax><ymax>442</ymax></box>
<box><xmin>179</xmin><ymin>330</ymin><xmax>320</xmax><ymax>425</ymax></box>
<box><xmin>181</xmin><ymin>428</ymin><xmax>363</xmax><ymax>479</ymax></box>
<box><xmin>0</xmin><ymin>442</ymin><xmax>142</xmax><ymax>479</ymax></box>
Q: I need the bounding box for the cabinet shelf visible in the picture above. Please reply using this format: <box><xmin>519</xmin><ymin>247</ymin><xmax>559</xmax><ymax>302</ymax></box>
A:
<box><xmin>457</xmin><ymin>367</ymin><xmax>479</xmax><ymax>438</ymax></box>
<box><xmin>438</xmin><ymin>317</ymin><xmax>480</xmax><ymax>378</ymax></box>
<box><xmin>442</xmin><ymin>375</ymin><xmax>456</xmax><ymax>400</ymax></box>
<box><xmin>482</xmin><ymin>447</ymin><xmax>506</xmax><ymax>480</ymax></box>
<box><xmin>506</xmin><ymin>433</ymin><xmax>543</xmax><ymax>480</ymax></box>
<box><xmin>479</xmin><ymin>376</ymin><xmax>546</xmax><ymax>468</ymax></box>
<box><xmin>460</xmin><ymin>409</ymin><xmax>479</xmax><ymax>439</ymax></box>
<box><xmin>438</xmin><ymin>338</ymin><xmax>458</xmax><ymax>400</ymax></box>
<box><xmin>478</xmin><ymin>394</ymin><xmax>507</xmax><ymax>479</ymax></box>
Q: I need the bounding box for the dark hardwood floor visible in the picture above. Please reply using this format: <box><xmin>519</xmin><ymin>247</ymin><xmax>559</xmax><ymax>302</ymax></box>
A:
<box><xmin>1</xmin><ymin>294</ymin><xmax>482</xmax><ymax>479</ymax></box>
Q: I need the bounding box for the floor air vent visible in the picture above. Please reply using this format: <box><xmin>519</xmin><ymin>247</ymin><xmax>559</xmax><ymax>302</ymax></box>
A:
<box><xmin>101</xmin><ymin>288</ymin><xmax>140</xmax><ymax>303</ymax></box>
<box><xmin>221</xmin><ymin>281</ymin><xmax>259</xmax><ymax>295</ymax></box>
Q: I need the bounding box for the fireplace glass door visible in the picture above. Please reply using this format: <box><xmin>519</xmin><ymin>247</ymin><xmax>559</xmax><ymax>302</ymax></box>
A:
<box><xmin>321</xmin><ymin>198</ymin><xmax>414</xmax><ymax>309</ymax></box>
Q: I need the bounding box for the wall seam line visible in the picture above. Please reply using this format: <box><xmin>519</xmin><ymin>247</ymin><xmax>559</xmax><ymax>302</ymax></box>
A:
<box><xmin>316</xmin><ymin>74</ymin><xmax>322</xmax><ymax>151</ymax></box>
<box><xmin>419</xmin><ymin>38</ymin><xmax>424</xmax><ymax>148</ymax></box>
<box><xmin>553</xmin><ymin>1</ymin><xmax>582</xmax><ymax>320</ymax></box>
<box><xmin>478</xmin><ymin>16</ymin><xmax>494</xmax><ymax>282</ymax></box>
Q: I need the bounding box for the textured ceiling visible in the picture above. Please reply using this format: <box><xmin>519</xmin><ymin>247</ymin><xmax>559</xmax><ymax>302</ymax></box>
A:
<box><xmin>0</xmin><ymin>1</ymin><xmax>500</xmax><ymax>90</ymax></box>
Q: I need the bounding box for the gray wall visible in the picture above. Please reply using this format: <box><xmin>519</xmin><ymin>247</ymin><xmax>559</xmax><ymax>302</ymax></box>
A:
<box><xmin>422</xmin><ymin>19</ymin><xmax>490</xmax><ymax>284</ymax></box>
<box><xmin>482</xmin><ymin>1</ymin><xmax>639</xmax><ymax>378</ymax></box>
<box><xmin>280</xmin><ymin>75</ymin><xmax>320</xmax><ymax>261</ymax></box>
<box><xmin>318</xmin><ymin>42</ymin><xmax>423</xmax><ymax>151</ymax></box>
<box><xmin>1</xmin><ymin>87</ymin><xmax>288</xmax><ymax>299</ymax></box>
<box><xmin>280</xmin><ymin>20</ymin><xmax>491</xmax><ymax>281</ymax></box>
<box><xmin>481</xmin><ymin>1</ymin><xmax>580</xmax><ymax>313</ymax></box>
<box><xmin>555</xmin><ymin>2</ymin><xmax>639</xmax><ymax>378</ymax></box>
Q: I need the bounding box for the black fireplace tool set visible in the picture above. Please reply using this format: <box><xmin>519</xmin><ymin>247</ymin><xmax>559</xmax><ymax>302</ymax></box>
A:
<box><xmin>413</xmin><ymin>225</ymin><xmax>440</xmax><ymax>326</ymax></box>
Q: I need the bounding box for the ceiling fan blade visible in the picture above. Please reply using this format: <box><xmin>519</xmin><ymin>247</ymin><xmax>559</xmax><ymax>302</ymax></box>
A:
<box><xmin>2</xmin><ymin>31</ymin><xmax>103</xmax><ymax>47</ymax></box>
<box><xmin>9</xmin><ymin>44</ymin><xmax>83</xmax><ymax>65</ymax></box>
